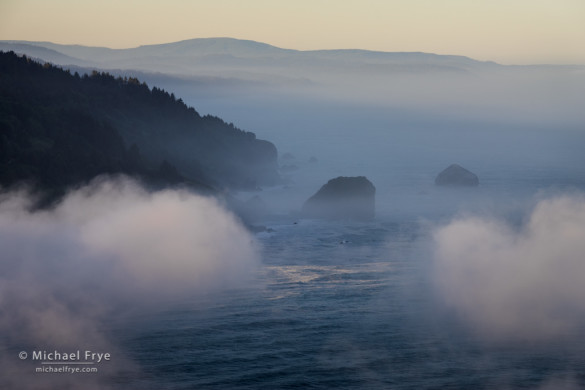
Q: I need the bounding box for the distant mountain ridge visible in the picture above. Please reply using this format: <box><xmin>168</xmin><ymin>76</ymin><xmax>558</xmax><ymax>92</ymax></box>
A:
<box><xmin>3</xmin><ymin>37</ymin><xmax>582</xmax><ymax>145</ymax></box>
<box><xmin>1</xmin><ymin>37</ymin><xmax>477</xmax><ymax>60</ymax></box>
<box><xmin>0</xmin><ymin>37</ymin><xmax>497</xmax><ymax>75</ymax></box>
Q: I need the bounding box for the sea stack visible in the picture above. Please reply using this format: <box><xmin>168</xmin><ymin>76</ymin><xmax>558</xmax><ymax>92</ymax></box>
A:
<box><xmin>435</xmin><ymin>164</ymin><xmax>479</xmax><ymax>187</ymax></box>
<box><xmin>302</xmin><ymin>176</ymin><xmax>375</xmax><ymax>220</ymax></box>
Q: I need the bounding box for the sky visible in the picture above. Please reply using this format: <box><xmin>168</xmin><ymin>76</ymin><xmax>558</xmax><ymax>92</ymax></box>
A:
<box><xmin>0</xmin><ymin>0</ymin><xmax>584</xmax><ymax>65</ymax></box>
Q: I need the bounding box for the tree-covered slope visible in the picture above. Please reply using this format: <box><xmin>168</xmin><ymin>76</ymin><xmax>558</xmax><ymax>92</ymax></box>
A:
<box><xmin>0</xmin><ymin>51</ymin><xmax>279</xmax><ymax>198</ymax></box>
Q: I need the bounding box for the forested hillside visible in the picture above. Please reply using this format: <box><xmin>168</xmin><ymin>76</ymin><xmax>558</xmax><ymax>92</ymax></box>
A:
<box><xmin>0</xmin><ymin>51</ymin><xmax>279</xmax><ymax>202</ymax></box>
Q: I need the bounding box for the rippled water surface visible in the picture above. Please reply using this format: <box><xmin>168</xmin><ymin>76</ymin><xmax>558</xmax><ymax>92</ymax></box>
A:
<box><xmin>111</xmin><ymin>114</ymin><xmax>585</xmax><ymax>389</ymax></box>
<box><xmin>118</xmin><ymin>207</ymin><xmax>585</xmax><ymax>389</ymax></box>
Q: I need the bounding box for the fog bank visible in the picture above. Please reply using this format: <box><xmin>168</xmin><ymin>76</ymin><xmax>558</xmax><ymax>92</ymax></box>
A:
<box><xmin>433</xmin><ymin>194</ymin><xmax>585</xmax><ymax>343</ymax></box>
<box><xmin>0</xmin><ymin>176</ymin><xmax>259</xmax><ymax>389</ymax></box>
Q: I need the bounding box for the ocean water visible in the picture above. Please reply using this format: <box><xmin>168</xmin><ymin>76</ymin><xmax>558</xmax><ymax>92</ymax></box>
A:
<box><xmin>110</xmin><ymin>102</ymin><xmax>585</xmax><ymax>389</ymax></box>
<box><xmin>115</xmin><ymin>169</ymin><xmax>585</xmax><ymax>389</ymax></box>
<box><xmin>117</xmin><ymin>214</ymin><xmax>585</xmax><ymax>389</ymax></box>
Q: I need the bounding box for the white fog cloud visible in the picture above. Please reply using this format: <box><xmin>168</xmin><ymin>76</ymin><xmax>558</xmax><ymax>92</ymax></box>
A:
<box><xmin>0</xmin><ymin>176</ymin><xmax>260</xmax><ymax>389</ymax></box>
<box><xmin>433</xmin><ymin>194</ymin><xmax>585</xmax><ymax>342</ymax></box>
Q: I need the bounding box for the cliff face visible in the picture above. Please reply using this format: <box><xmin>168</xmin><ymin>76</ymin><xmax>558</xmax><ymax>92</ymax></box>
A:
<box><xmin>0</xmin><ymin>51</ymin><xmax>280</xmax><ymax>197</ymax></box>
<box><xmin>302</xmin><ymin>176</ymin><xmax>376</xmax><ymax>220</ymax></box>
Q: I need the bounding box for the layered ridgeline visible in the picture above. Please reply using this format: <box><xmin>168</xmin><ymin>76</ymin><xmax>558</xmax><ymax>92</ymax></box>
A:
<box><xmin>0</xmin><ymin>38</ymin><xmax>493</xmax><ymax>76</ymax></box>
<box><xmin>0</xmin><ymin>38</ymin><xmax>498</xmax><ymax>103</ymax></box>
<box><xmin>0</xmin><ymin>51</ymin><xmax>279</xmax><ymax>199</ymax></box>
<box><xmin>1</xmin><ymin>38</ymin><xmax>582</xmax><ymax>128</ymax></box>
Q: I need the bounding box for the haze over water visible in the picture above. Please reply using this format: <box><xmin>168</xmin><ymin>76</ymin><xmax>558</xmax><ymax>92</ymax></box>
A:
<box><xmin>1</xmin><ymin>8</ymin><xmax>585</xmax><ymax>386</ymax></box>
<box><xmin>102</xmin><ymin>39</ymin><xmax>585</xmax><ymax>389</ymax></box>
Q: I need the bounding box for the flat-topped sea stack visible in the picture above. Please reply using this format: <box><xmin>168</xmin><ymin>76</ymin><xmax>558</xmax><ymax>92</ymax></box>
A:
<box><xmin>435</xmin><ymin>164</ymin><xmax>479</xmax><ymax>187</ymax></box>
<box><xmin>302</xmin><ymin>176</ymin><xmax>375</xmax><ymax>220</ymax></box>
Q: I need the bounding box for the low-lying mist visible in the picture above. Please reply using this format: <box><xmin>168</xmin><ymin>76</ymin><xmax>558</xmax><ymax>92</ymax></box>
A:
<box><xmin>0</xmin><ymin>176</ymin><xmax>260</xmax><ymax>389</ymax></box>
<box><xmin>432</xmin><ymin>193</ymin><xmax>585</xmax><ymax>343</ymax></box>
<box><xmin>168</xmin><ymin>63</ymin><xmax>585</xmax><ymax>220</ymax></box>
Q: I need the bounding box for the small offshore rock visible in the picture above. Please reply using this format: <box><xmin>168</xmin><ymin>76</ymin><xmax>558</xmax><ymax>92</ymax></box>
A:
<box><xmin>302</xmin><ymin>176</ymin><xmax>375</xmax><ymax>220</ymax></box>
<box><xmin>435</xmin><ymin>164</ymin><xmax>479</xmax><ymax>187</ymax></box>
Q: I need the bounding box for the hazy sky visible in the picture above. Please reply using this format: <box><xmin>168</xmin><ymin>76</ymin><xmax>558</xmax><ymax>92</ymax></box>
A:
<box><xmin>1</xmin><ymin>0</ymin><xmax>584</xmax><ymax>64</ymax></box>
